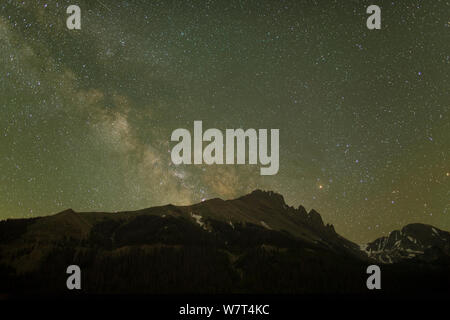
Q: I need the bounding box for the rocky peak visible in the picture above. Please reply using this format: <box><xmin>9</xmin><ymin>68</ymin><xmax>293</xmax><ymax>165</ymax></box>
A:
<box><xmin>365</xmin><ymin>223</ymin><xmax>450</xmax><ymax>263</ymax></box>
<box><xmin>307</xmin><ymin>209</ymin><xmax>324</xmax><ymax>229</ymax></box>
<box><xmin>296</xmin><ymin>205</ymin><xmax>308</xmax><ymax>216</ymax></box>
<box><xmin>325</xmin><ymin>223</ymin><xmax>336</xmax><ymax>234</ymax></box>
<box><xmin>241</xmin><ymin>189</ymin><xmax>287</xmax><ymax>208</ymax></box>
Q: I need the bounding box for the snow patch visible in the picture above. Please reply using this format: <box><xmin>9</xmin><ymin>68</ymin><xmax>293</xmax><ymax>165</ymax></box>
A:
<box><xmin>406</xmin><ymin>249</ymin><xmax>423</xmax><ymax>254</ymax></box>
<box><xmin>191</xmin><ymin>212</ymin><xmax>205</xmax><ymax>229</ymax></box>
<box><xmin>260</xmin><ymin>221</ymin><xmax>272</xmax><ymax>230</ymax></box>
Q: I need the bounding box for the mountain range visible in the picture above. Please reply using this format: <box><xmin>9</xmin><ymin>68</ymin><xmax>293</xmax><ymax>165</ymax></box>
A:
<box><xmin>0</xmin><ymin>189</ymin><xmax>449</xmax><ymax>295</ymax></box>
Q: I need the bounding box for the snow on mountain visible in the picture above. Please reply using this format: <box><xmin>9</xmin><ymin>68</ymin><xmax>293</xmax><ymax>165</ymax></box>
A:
<box><xmin>365</xmin><ymin>223</ymin><xmax>450</xmax><ymax>263</ymax></box>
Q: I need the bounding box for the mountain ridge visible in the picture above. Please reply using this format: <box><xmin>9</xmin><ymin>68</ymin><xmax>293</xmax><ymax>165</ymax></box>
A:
<box><xmin>1</xmin><ymin>189</ymin><xmax>448</xmax><ymax>261</ymax></box>
<box><xmin>364</xmin><ymin>223</ymin><xmax>450</xmax><ymax>263</ymax></box>
<box><xmin>0</xmin><ymin>189</ymin><xmax>449</xmax><ymax>294</ymax></box>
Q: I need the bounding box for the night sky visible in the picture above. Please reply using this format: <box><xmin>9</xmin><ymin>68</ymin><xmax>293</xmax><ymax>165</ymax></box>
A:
<box><xmin>0</xmin><ymin>0</ymin><xmax>449</xmax><ymax>243</ymax></box>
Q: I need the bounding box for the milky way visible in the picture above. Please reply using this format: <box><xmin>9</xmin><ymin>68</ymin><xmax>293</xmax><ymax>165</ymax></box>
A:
<box><xmin>0</xmin><ymin>0</ymin><xmax>449</xmax><ymax>243</ymax></box>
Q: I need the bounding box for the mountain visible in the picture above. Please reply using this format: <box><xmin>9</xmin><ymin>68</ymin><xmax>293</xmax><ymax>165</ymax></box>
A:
<box><xmin>0</xmin><ymin>190</ymin><xmax>449</xmax><ymax>295</ymax></box>
<box><xmin>176</xmin><ymin>190</ymin><xmax>365</xmax><ymax>259</ymax></box>
<box><xmin>364</xmin><ymin>223</ymin><xmax>450</xmax><ymax>264</ymax></box>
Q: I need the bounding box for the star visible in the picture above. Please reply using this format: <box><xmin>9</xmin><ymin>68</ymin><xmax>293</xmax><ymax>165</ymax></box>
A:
<box><xmin>0</xmin><ymin>0</ymin><xmax>447</xmax><ymax>244</ymax></box>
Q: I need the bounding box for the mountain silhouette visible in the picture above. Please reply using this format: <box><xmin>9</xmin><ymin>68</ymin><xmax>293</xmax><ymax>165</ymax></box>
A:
<box><xmin>0</xmin><ymin>190</ymin><xmax>449</xmax><ymax>295</ymax></box>
<box><xmin>364</xmin><ymin>223</ymin><xmax>450</xmax><ymax>264</ymax></box>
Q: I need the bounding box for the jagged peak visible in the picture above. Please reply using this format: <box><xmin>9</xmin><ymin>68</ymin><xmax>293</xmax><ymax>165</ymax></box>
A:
<box><xmin>296</xmin><ymin>205</ymin><xmax>307</xmax><ymax>215</ymax></box>
<box><xmin>326</xmin><ymin>223</ymin><xmax>336</xmax><ymax>234</ymax></box>
<box><xmin>240</xmin><ymin>189</ymin><xmax>286</xmax><ymax>206</ymax></box>
<box><xmin>307</xmin><ymin>209</ymin><xmax>324</xmax><ymax>228</ymax></box>
<box><xmin>249</xmin><ymin>189</ymin><xmax>283</xmax><ymax>198</ymax></box>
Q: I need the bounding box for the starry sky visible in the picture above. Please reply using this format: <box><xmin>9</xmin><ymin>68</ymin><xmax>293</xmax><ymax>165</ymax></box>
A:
<box><xmin>0</xmin><ymin>0</ymin><xmax>449</xmax><ymax>243</ymax></box>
